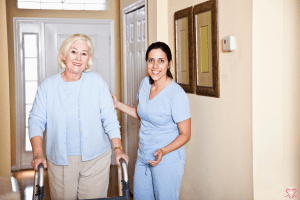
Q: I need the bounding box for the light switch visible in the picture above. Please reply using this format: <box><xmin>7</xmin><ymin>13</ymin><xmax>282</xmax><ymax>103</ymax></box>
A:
<box><xmin>223</xmin><ymin>36</ymin><xmax>235</xmax><ymax>52</ymax></box>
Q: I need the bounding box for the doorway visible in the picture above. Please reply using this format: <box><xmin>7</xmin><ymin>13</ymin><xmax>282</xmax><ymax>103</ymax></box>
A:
<box><xmin>122</xmin><ymin>0</ymin><xmax>147</xmax><ymax>192</ymax></box>
<box><xmin>13</xmin><ymin>18</ymin><xmax>115</xmax><ymax>170</ymax></box>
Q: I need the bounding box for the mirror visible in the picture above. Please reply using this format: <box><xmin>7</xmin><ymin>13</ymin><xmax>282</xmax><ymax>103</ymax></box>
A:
<box><xmin>194</xmin><ymin>0</ymin><xmax>219</xmax><ymax>97</ymax></box>
<box><xmin>174</xmin><ymin>6</ymin><xmax>195</xmax><ymax>93</ymax></box>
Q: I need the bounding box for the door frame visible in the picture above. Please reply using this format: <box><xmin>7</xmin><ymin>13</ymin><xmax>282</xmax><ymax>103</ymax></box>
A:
<box><xmin>121</xmin><ymin>0</ymin><xmax>147</xmax><ymax>155</ymax></box>
<box><xmin>13</xmin><ymin>17</ymin><xmax>115</xmax><ymax>171</ymax></box>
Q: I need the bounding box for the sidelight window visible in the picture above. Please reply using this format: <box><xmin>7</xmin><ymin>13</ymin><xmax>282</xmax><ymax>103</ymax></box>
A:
<box><xmin>23</xmin><ymin>34</ymin><xmax>39</xmax><ymax>151</ymax></box>
<box><xmin>17</xmin><ymin>0</ymin><xmax>108</xmax><ymax>10</ymax></box>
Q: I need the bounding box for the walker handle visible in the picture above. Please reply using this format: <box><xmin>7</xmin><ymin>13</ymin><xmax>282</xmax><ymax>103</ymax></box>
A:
<box><xmin>119</xmin><ymin>158</ymin><xmax>128</xmax><ymax>182</ymax></box>
<box><xmin>118</xmin><ymin>158</ymin><xmax>130</xmax><ymax>199</ymax></box>
<box><xmin>33</xmin><ymin>163</ymin><xmax>45</xmax><ymax>200</ymax></box>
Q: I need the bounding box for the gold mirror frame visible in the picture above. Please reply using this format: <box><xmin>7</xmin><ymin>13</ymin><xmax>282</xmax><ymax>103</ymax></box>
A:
<box><xmin>174</xmin><ymin>6</ymin><xmax>195</xmax><ymax>93</ymax></box>
<box><xmin>194</xmin><ymin>0</ymin><xmax>219</xmax><ymax>97</ymax></box>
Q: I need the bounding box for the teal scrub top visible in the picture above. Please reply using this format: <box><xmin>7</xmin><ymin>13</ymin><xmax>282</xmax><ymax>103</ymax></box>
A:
<box><xmin>136</xmin><ymin>77</ymin><xmax>191</xmax><ymax>164</ymax></box>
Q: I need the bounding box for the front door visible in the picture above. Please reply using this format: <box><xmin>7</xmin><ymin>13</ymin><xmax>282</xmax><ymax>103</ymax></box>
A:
<box><xmin>14</xmin><ymin>18</ymin><xmax>115</xmax><ymax>170</ymax></box>
<box><xmin>44</xmin><ymin>22</ymin><xmax>111</xmax><ymax>86</ymax></box>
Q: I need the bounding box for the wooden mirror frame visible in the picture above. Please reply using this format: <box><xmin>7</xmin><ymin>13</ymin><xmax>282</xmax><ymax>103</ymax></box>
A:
<box><xmin>174</xmin><ymin>6</ymin><xmax>195</xmax><ymax>93</ymax></box>
<box><xmin>194</xmin><ymin>0</ymin><xmax>219</xmax><ymax>97</ymax></box>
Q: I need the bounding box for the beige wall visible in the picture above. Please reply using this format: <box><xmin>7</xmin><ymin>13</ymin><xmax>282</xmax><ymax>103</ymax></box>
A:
<box><xmin>253</xmin><ymin>0</ymin><xmax>300</xmax><ymax>199</ymax></box>
<box><xmin>253</xmin><ymin>1</ymin><xmax>284</xmax><ymax>199</ymax></box>
<box><xmin>0</xmin><ymin>0</ymin><xmax>11</xmax><ymax>177</ymax></box>
<box><xmin>147</xmin><ymin>0</ymin><xmax>157</xmax><ymax>43</ymax></box>
<box><xmin>148</xmin><ymin>0</ymin><xmax>168</xmax><ymax>44</ymax></box>
<box><xmin>148</xmin><ymin>0</ymin><xmax>300</xmax><ymax>199</ymax></box>
<box><xmin>282</xmin><ymin>0</ymin><xmax>300</xmax><ymax>193</ymax></box>
<box><xmin>168</xmin><ymin>0</ymin><xmax>253</xmax><ymax>199</ymax></box>
<box><xmin>6</xmin><ymin>0</ymin><xmax>121</xmax><ymax>166</ymax></box>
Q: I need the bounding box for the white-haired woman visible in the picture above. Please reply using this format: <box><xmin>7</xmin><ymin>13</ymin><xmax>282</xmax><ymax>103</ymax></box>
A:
<box><xmin>29</xmin><ymin>33</ymin><xmax>128</xmax><ymax>200</ymax></box>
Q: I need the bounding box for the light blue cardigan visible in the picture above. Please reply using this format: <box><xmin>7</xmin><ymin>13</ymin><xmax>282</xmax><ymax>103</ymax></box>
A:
<box><xmin>28</xmin><ymin>72</ymin><xmax>121</xmax><ymax>165</ymax></box>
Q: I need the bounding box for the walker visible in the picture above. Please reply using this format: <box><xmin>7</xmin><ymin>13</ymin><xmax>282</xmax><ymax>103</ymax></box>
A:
<box><xmin>32</xmin><ymin>158</ymin><xmax>130</xmax><ymax>200</ymax></box>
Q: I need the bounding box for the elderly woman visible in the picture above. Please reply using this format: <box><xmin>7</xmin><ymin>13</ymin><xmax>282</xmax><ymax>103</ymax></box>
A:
<box><xmin>29</xmin><ymin>33</ymin><xmax>128</xmax><ymax>200</ymax></box>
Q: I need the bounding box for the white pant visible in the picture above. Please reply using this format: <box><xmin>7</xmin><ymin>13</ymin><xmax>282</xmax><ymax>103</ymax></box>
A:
<box><xmin>47</xmin><ymin>148</ymin><xmax>111</xmax><ymax>200</ymax></box>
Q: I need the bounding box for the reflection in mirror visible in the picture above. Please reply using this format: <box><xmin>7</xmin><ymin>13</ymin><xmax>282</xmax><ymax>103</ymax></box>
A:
<box><xmin>175</xmin><ymin>17</ymin><xmax>189</xmax><ymax>84</ymax></box>
<box><xmin>195</xmin><ymin>11</ymin><xmax>213</xmax><ymax>87</ymax></box>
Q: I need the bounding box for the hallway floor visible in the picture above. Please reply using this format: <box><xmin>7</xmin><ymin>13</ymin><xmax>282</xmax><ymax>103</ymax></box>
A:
<box><xmin>12</xmin><ymin>165</ymin><xmax>119</xmax><ymax>200</ymax></box>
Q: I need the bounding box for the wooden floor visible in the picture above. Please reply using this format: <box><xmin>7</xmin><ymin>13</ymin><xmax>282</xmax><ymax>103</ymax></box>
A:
<box><xmin>12</xmin><ymin>165</ymin><xmax>120</xmax><ymax>200</ymax></box>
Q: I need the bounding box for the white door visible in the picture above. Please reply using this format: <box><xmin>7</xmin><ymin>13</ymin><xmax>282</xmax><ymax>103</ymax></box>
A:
<box><xmin>14</xmin><ymin>18</ymin><xmax>115</xmax><ymax>170</ymax></box>
<box><xmin>44</xmin><ymin>22</ymin><xmax>111</xmax><ymax>85</ymax></box>
<box><xmin>123</xmin><ymin>6</ymin><xmax>147</xmax><ymax>191</ymax></box>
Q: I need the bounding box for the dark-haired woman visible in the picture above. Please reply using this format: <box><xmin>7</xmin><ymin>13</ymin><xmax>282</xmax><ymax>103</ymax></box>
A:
<box><xmin>111</xmin><ymin>41</ymin><xmax>191</xmax><ymax>200</ymax></box>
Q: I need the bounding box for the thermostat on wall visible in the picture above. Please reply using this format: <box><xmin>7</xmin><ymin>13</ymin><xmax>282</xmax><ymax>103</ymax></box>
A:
<box><xmin>223</xmin><ymin>36</ymin><xmax>235</xmax><ymax>52</ymax></box>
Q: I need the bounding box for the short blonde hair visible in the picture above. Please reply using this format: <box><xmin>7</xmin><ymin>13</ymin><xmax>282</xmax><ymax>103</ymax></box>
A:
<box><xmin>57</xmin><ymin>34</ymin><xmax>94</xmax><ymax>72</ymax></box>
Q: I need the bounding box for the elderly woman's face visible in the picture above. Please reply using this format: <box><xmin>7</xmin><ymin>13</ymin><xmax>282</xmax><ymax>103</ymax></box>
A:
<box><xmin>63</xmin><ymin>40</ymin><xmax>90</xmax><ymax>75</ymax></box>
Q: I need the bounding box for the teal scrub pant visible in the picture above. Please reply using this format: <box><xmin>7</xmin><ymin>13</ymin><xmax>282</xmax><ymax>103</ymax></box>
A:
<box><xmin>133</xmin><ymin>158</ymin><xmax>185</xmax><ymax>200</ymax></box>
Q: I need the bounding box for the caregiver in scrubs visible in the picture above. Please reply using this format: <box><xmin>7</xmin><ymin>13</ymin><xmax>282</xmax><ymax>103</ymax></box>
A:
<box><xmin>111</xmin><ymin>41</ymin><xmax>191</xmax><ymax>200</ymax></box>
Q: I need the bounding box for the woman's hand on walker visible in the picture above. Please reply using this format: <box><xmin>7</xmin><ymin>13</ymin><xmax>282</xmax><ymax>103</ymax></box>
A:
<box><xmin>111</xmin><ymin>93</ymin><xmax>119</xmax><ymax>109</ymax></box>
<box><xmin>115</xmin><ymin>149</ymin><xmax>129</xmax><ymax>167</ymax></box>
<box><xmin>31</xmin><ymin>154</ymin><xmax>47</xmax><ymax>171</ymax></box>
<box><xmin>148</xmin><ymin>149</ymin><xmax>164</xmax><ymax>167</ymax></box>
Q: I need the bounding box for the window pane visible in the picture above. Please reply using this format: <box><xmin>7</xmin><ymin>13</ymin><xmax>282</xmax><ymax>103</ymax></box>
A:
<box><xmin>40</xmin><ymin>3</ymin><xmax>62</xmax><ymax>10</ymax></box>
<box><xmin>63</xmin><ymin>3</ymin><xmax>83</xmax><ymax>10</ymax></box>
<box><xmin>86</xmin><ymin>0</ymin><xmax>106</xmax><ymax>3</ymax></box>
<box><xmin>24</xmin><ymin>35</ymin><xmax>37</xmax><ymax>58</ymax></box>
<box><xmin>26</xmin><ymin>104</ymin><xmax>32</xmax><ymax>127</ymax></box>
<box><xmin>18</xmin><ymin>0</ymin><xmax>40</xmax><ymax>2</ymax></box>
<box><xmin>85</xmin><ymin>4</ymin><xmax>107</xmax><ymax>10</ymax></box>
<box><xmin>25</xmin><ymin>58</ymin><xmax>38</xmax><ymax>81</ymax></box>
<box><xmin>25</xmin><ymin>128</ymin><xmax>32</xmax><ymax>151</ymax></box>
<box><xmin>40</xmin><ymin>0</ymin><xmax>61</xmax><ymax>2</ymax></box>
<box><xmin>25</xmin><ymin>81</ymin><xmax>38</xmax><ymax>104</ymax></box>
<box><xmin>66</xmin><ymin>0</ymin><xmax>106</xmax><ymax>3</ymax></box>
<box><xmin>18</xmin><ymin>2</ymin><xmax>40</xmax><ymax>9</ymax></box>
<box><xmin>18</xmin><ymin>0</ymin><xmax>108</xmax><ymax>10</ymax></box>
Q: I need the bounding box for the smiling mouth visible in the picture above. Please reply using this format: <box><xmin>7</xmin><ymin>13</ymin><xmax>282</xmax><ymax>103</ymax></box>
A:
<box><xmin>152</xmin><ymin>71</ymin><xmax>160</xmax><ymax>75</ymax></box>
<box><xmin>73</xmin><ymin>62</ymin><xmax>82</xmax><ymax>66</ymax></box>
